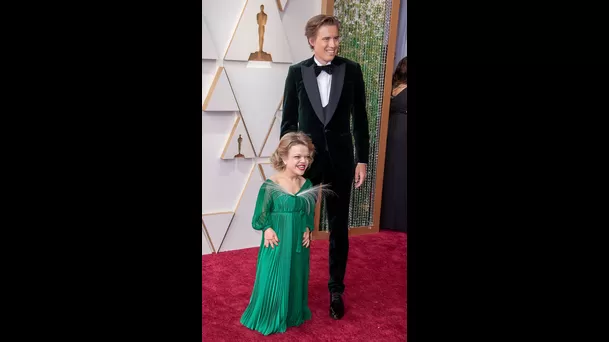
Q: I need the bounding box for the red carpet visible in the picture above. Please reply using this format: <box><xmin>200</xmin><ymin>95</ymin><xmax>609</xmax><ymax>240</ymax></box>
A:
<box><xmin>202</xmin><ymin>230</ymin><xmax>406</xmax><ymax>341</ymax></box>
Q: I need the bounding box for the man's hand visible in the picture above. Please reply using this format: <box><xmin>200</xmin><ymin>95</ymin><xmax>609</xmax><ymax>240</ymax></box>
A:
<box><xmin>302</xmin><ymin>227</ymin><xmax>311</xmax><ymax>248</ymax></box>
<box><xmin>354</xmin><ymin>163</ymin><xmax>367</xmax><ymax>188</ymax></box>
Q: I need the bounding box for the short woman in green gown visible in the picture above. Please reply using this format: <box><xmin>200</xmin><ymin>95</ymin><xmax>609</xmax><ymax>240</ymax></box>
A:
<box><xmin>240</xmin><ymin>132</ymin><xmax>325</xmax><ymax>336</ymax></box>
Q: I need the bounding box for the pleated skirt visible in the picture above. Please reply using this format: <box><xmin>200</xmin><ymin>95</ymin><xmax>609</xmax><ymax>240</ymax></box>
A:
<box><xmin>240</xmin><ymin>212</ymin><xmax>311</xmax><ymax>335</ymax></box>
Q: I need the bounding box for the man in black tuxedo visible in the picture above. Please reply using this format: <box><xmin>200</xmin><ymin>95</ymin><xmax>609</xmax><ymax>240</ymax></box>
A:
<box><xmin>280</xmin><ymin>14</ymin><xmax>369</xmax><ymax>320</ymax></box>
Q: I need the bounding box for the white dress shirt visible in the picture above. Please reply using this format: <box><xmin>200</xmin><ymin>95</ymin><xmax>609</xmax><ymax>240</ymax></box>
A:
<box><xmin>314</xmin><ymin>57</ymin><xmax>332</xmax><ymax>108</ymax></box>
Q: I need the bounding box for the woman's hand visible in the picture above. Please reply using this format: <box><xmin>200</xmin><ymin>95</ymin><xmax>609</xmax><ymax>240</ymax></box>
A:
<box><xmin>264</xmin><ymin>228</ymin><xmax>279</xmax><ymax>248</ymax></box>
<box><xmin>302</xmin><ymin>227</ymin><xmax>311</xmax><ymax>248</ymax></box>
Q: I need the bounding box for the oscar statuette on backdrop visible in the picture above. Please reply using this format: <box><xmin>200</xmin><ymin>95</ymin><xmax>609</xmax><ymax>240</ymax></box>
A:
<box><xmin>248</xmin><ymin>4</ymin><xmax>273</xmax><ymax>62</ymax></box>
<box><xmin>234</xmin><ymin>134</ymin><xmax>245</xmax><ymax>158</ymax></box>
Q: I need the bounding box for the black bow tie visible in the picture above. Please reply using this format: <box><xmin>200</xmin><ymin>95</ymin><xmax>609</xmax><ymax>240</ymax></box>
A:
<box><xmin>314</xmin><ymin>64</ymin><xmax>334</xmax><ymax>76</ymax></box>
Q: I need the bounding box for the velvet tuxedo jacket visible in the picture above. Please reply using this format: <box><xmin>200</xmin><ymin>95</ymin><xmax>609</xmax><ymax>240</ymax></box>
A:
<box><xmin>280</xmin><ymin>55</ymin><xmax>370</xmax><ymax>181</ymax></box>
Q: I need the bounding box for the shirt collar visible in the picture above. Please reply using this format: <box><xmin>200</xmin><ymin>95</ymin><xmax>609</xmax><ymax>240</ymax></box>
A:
<box><xmin>313</xmin><ymin>56</ymin><xmax>332</xmax><ymax>67</ymax></box>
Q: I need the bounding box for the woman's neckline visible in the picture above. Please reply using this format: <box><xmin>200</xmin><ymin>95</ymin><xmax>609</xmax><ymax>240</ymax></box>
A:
<box><xmin>266</xmin><ymin>178</ymin><xmax>310</xmax><ymax>196</ymax></box>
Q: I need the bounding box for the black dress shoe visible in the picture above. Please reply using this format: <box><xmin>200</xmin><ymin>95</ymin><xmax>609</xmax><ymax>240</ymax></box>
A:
<box><xmin>330</xmin><ymin>292</ymin><xmax>344</xmax><ymax>319</ymax></box>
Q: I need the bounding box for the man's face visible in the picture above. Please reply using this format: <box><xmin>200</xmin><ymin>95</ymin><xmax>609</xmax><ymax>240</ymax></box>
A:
<box><xmin>309</xmin><ymin>25</ymin><xmax>339</xmax><ymax>64</ymax></box>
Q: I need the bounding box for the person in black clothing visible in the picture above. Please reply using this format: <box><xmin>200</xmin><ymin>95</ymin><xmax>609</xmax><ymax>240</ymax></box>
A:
<box><xmin>380</xmin><ymin>56</ymin><xmax>407</xmax><ymax>233</ymax></box>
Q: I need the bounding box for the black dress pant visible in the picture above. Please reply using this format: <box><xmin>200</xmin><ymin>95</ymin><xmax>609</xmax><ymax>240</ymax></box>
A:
<box><xmin>307</xmin><ymin>154</ymin><xmax>353</xmax><ymax>294</ymax></box>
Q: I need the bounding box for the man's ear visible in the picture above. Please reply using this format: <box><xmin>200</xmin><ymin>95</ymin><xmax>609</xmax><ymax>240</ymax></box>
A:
<box><xmin>308</xmin><ymin>38</ymin><xmax>315</xmax><ymax>49</ymax></box>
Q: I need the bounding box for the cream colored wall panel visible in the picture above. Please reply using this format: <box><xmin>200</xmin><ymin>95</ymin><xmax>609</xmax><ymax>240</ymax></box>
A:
<box><xmin>202</xmin><ymin>67</ymin><xmax>221</xmax><ymax>109</ymax></box>
<box><xmin>202</xmin><ymin>17</ymin><xmax>218</xmax><ymax>60</ymax></box>
<box><xmin>202</xmin><ymin>225</ymin><xmax>214</xmax><ymax>255</ymax></box>
<box><xmin>225</xmin><ymin>0</ymin><xmax>292</xmax><ymax>63</ymax></box>
<box><xmin>203</xmin><ymin>0</ymin><xmax>247</xmax><ymax>58</ymax></box>
<box><xmin>223</xmin><ymin>61</ymin><xmax>290</xmax><ymax>157</ymax></box>
<box><xmin>280</xmin><ymin>0</ymin><xmax>321</xmax><ymax>63</ymax></box>
<box><xmin>221</xmin><ymin>115</ymin><xmax>256</xmax><ymax>159</ymax></box>
<box><xmin>203</xmin><ymin>67</ymin><xmax>239</xmax><ymax>111</ymax></box>
<box><xmin>202</xmin><ymin>212</ymin><xmax>234</xmax><ymax>252</ymax></box>
<box><xmin>259</xmin><ymin>110</ymin><xmax>282</xmax><ymax>157</ymax></box>
<box><xmin>202</xmin><ymin>60</ymin><xmax>218</xmax><ymax>104</ymax></box>
<box><xmin>218</xmin><ymin>164</ymin><xmax>265</xmax><ymax>252</ymax></box>
<box><xmin>202</xmin><ymin>111</ymin><xmax>256</xmax><ymax>213</ymax></box>
<box><xmin>276</xmin><ymin>0</ymin><xmax>288</xmax><ymax>12</ymax></box>
<box><xmin>258</xmin><ymin>162</ymin><xmax>278</xmax><ymax>181</ymax></box>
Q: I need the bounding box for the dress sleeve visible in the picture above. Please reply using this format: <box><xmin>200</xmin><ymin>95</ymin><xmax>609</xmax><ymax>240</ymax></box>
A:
<box><xmin>252</xmin><ymin>183</ymin><xmax>273</xmax><ymax>231</ymax></box>
<box><xmin>302</xmin><ymin>181</ymin><xmax>317</xmax><ymax>233</ymax></box>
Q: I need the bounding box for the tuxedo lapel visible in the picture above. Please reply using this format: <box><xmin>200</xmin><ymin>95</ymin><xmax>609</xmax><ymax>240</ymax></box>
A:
<box><xmin>301</xmin><ymin>63</ymin><xmax>325</xmax><ymax>125</ymax></box>
<box><xmin>325</xmin><ymin>61</ymin><xmax>345</xmax><ymax>125</ymax></box>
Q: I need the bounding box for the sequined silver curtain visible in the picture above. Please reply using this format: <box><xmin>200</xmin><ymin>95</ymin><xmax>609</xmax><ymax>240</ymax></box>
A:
<box><xmin>318</xmin><ymin>0</ymin><xmax>393</xmax><ymax>230</ymax></box>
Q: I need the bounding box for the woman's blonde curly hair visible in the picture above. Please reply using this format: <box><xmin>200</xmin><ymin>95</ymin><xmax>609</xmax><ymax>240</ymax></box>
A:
<box><xmin>270</xmin><ymin>132</ymin><xmax>315</xmax><ymax>171</ymax></box>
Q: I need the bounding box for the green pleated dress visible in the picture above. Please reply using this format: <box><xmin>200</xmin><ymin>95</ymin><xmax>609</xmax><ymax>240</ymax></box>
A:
<box><xmin>240</xmin><ymin>179</ymin><xmax>316</xmax><ymax>336</ymax></box>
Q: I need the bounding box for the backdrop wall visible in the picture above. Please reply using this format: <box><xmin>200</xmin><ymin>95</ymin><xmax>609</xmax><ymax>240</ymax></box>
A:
<box><xmin>203</xmin><ymin>0</ymin><xmax>322</xmax><ymax>254</ymax></box>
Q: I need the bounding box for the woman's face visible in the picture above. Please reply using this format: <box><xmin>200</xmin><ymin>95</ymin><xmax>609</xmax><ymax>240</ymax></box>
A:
<box><xmin>282</xmin><ymin>144</ymin><xmax>311</xmax><ymax>176</ymax></box>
